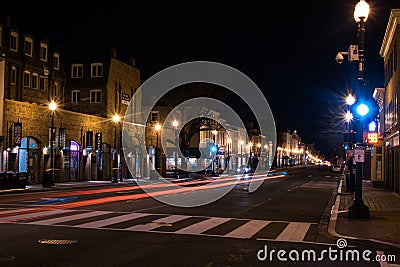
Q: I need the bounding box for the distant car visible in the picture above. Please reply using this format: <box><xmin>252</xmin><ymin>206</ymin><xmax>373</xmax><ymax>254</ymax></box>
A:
<box><xmin>236</xmin><ymin>165</ymin><xmax>254</xmax><ymax>174</ymax></box>
<box><xmin>331</xmin><ymin>165</ymin><xmax>342</xmax><ymax>173</ymax></box>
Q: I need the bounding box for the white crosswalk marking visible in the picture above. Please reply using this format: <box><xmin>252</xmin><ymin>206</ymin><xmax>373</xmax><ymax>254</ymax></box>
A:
<box><xmin>276</xmin><ymin>222</ymin><xmax>311</xmax><ymax>241</ymax></box>
<box><xmin>126</xmin><ymin>214</ymin><xmax>191</xmax><ymax>231</ymax></box>
<box><xmin>75</xmin><ymin>212</ymin><xmax>151</xmax><ymax>228</ymax></box>
<box><xmin>175</xmin><ymin>217</ymin><xmax>230</xmax><ymax>234</ymax></box>
<box><xmin>1</xmin><ymin>208</ymin><xmax>317</xmax><ymax>243</ymax></box>
<box><xmin>0</xmin><ymin>209</ymin><xmax>72</xmax><ymax>223</ymax></box>
<box><xmin>26</xmin><ymin>210</ymin><xmax>113</xmax><ymax>225</ymax></box>
<box><xmin>225</xmin><ymin>220</ymin><xmax>270</xmax><ymax>239</ymax></box>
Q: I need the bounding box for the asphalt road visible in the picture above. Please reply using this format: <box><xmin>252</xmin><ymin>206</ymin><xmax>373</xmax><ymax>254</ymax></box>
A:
<box><xmin>0</xmin><ymin>165</ymin><xmax>390</xmax><ymax>266</ymax></box>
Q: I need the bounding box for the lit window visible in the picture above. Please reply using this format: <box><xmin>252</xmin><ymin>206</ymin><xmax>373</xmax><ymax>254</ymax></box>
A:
<box><xmin>23</xmin><ymin>71</ymin><xmax>30</xmax><ymax>87</ymax></box>
<box><xmin>72</xmin><ymin>90</ymin><xmax>80</xmax><ymax>103</ymax></box>
<box><xmin>72</xmin><ymin>64</ymin><xmax>83</xmax><ymax>78</ymax></box>
<box><xmin>40</xmin><ymin>43</ymin><xmax>48</xmax><ymax>62</ymax></box>
<box><xmin>31</xmin><ymin>73</ymin><xmax>38</xmax><ymax>89</ymax></box>
<box><xmin>24</xmin><ymin>36</ymin><xmax>33</xmax><ymax>56</ymax></box>
<box><xmin>11</xmin><ymin>66</ymin><xmax>17</xmax><ymax>84</ymax></box>
<box><xmin>10</xmin><ymin>32</ymin><xmax>18</xmax><ymax>51</ymax></box>
<box><xmin>53</xmin><ymin>53</ymin><xmax>60</xmax><ymax>70</ymax></box>
<box><xmin>91</xmin><ymin>63</ymin><xmax>103</xmax><ymax>77</ymax></box>
<box><xmin>90</xmin><ymin>90</ymin><xmax>101</xmax><ymax>103</ymax></box>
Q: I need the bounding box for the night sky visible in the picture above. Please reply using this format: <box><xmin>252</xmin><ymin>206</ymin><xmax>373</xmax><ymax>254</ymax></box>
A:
<box><xmin>2</xmin><ymin>0</ymin><xmax>400</xmax><ymax>157</ymax></box>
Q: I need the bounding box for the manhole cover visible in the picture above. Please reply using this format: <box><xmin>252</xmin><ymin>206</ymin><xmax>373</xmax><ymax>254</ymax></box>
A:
<box><xmin>38</xmin><ymin>239</ymin><xmax>78</xmax><ymax>245</ymax></box>
<box><xmin>0</xmin><ymin>255</ymin><xmax>15</xmax><ymax>262</ymax></box>
<box><xmin>146</xmin><ymin>222</ymin><xmax>172</xmax><ymax>227</ymax></box>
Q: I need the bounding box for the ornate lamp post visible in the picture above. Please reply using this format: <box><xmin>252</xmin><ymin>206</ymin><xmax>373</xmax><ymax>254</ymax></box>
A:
<box><xmin>49</xmin><ymin>100</ymin><xmax>57</xmax><ymax>182</ymax></box>
<box><xmin>111</xmin><ymin>114</ymin><xmax>121</xmax><ymax>183</ymax></box>
<box><xmin>172</xmin><ymin>120</ymin><xmax>179</xmax><ymax>177</ymax></box>
<box><xmin>347</xmin><ymin>0</ymin><xmax>370</xmax><ymax>219</ymax></box>
<box><xmin>155</xmin><ymin>123</ymin><xmax>161</xmax><ymax>175</ymax></box>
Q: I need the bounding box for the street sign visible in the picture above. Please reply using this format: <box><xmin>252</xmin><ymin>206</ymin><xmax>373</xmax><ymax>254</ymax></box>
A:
<box><xmin>354</xmin><ymin>148</ymin><xmax>365</xmax><ymax>163</ymax></box>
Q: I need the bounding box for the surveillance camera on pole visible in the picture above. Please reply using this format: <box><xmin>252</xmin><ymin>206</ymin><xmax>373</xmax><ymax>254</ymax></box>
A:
<box><xmin>335</xmin><ymin>45</ymin><xmax>359</xmax><ymax>64</ymax></box>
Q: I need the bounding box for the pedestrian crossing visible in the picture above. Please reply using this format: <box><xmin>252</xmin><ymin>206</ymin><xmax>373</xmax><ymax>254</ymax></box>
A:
<box><xmin>0</xmin><ymin>208</ymin><xmax>318</xmax><ymax>242</ymax></box>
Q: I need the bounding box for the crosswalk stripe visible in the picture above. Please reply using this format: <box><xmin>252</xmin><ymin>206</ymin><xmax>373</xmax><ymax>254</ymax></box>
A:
<box><xmin>26</xmin><ymin>210</ymin><xmax>113</xmax><ymax>225</ymax></box>
<box><xmin>225</xmin><ymin>220</ymin><xmax>270</xmax><ymax>239</ymax></box>
<box><xmin>275</xmin><ymin>222</ymin><xmax>311</xmax><ymax>241</ymax></box>
<box><xmin>0</xmin><ymin>209</ymin><xmax>72</xmax><ymax>222</ymax></box>
<box><xmin>75</xmin><ymin>212</ymin><xmax>151</xmax><ymax>228</ymax></box>
<box><xmin>0</xmin><ymin>208</ymin><xmax>37</xmax><ymax>215</ymax></box>
<box><xmin>175</xmin><ymin>217</ymin><xmax>230</xmax><ymax>234</ymax></box>
<box><xmin>126</xmin><ymin>214</ymin><xmax>191</xmax><ymax>231</ymax></box>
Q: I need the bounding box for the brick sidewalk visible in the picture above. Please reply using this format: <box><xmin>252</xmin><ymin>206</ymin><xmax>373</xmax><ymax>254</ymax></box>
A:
<box><xmin>335</xmin><ymin>180</ymin><xmax>400</xmax><ymax>248</ymax></box>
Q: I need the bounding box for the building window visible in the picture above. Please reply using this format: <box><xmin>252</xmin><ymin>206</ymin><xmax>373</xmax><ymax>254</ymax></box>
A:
<box><xmin>150</xmin><ymin>111</ymin><xmax>159</xmax><ymax>122</ymax></box>
<box><xmin>10</xmin><ymin>32</ymin><xmax>18</xmax><ymax>51</ymax></box>
<box><xmin>91</xmin><ymin>63</ymin><xmax>103</xmax><ymax>77</ymax></box>
<box><xmin>53</xmin><ymin>53</ymin><xmax>60</xmax><ymax>70</ymax></box>
<box><xmin>53</xmin><ymin>82</ymin><xmax>59</xmax><ymax>97</ymax></box>
<box><xmin>31</xmin><ymin>73</ymin><xmax>38</xmax><ymax>89</ymax></box>
<box><xmin>40</xmin><ymin>43</ymin><xmax>48</xmax><ymax>62</ymax></box>
<box><xmin>71</xmin><ymin>64</ymin><xmax>83</xmax><ymax>78</ymax></box>
<box><xmin>23</xmin><ymin>71</ymin><xmax>30</xmax><ymax>87</ymax></box>
<box><xmin>72</xmin><ymin>90</ymin><xmax>80</xmax><ymax>103</ymax></box>
<box><xmin>24</xmin><ymin>36</ymin><xmax>33</xmax><ymax>56</ymax></box>
<box><xmin>90</xmin><ymin>90</ymin><xmax>101</xmax><ymax>103</ymax></box>
<box><xmin>11</xmin><ymin>66</ymin><xmax>17</xmax><ymax>85</ymax></box>
<box><xmin>39</xmin><ymin>76</ymin><xmax>46</xmax><ymax>91</ymax></box>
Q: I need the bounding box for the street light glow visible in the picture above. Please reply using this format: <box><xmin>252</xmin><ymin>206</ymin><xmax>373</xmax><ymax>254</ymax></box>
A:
<box><xmin>112</xmin><ymin>114</ymin><xmax>121</xmax><ymax>123</ymax></box>
<box><xmin>345</xmin><ymin>111</ymin><xmax>353</xmax><ymax>122</ymax></box>
<box><xmin>356</xmin><ymin>103</ymin><xmax>369</xmax><ymax>117</ymax></box>
<box><xmin>49</xmin><ymin>100</ymin><xmax>57</xmax><ymax>111</ymax></box>
<box><xmin>172</xmin><ymin>120</ymin><xmax>179</xmax><ymax>127</ymax></box>
<box><xmin>345</xmin><ymin>94</ymin><xmax>356</xmax><ymax>106</ymax></box>
<box><xmin>155</xmin><ymin>123</ymin><xmax>161</xmax><ymax>131</ymax></box>
<box><xmin>354</xmin><ymin>0</ymin><xmax>369</xmax><ymax>22</ymax></box>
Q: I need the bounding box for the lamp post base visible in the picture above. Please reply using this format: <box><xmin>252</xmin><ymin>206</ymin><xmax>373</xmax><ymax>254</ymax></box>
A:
<box><xmin>348</xmin><ymin>202</ymin><xmax>370</xmax><ymax>219</ymax></box>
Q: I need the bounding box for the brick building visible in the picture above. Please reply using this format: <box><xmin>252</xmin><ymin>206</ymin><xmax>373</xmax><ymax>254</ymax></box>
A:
<box><xmin>0</xmin><ymin>15</ymin><xmax>141</xmax><ymax>183</ymax></box>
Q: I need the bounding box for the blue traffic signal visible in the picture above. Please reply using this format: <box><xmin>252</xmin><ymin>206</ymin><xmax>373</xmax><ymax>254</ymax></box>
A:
<box><xmin>356</xmin><ymin>103</ymin><xmax>369</xmax><ymax>117</ymax></box>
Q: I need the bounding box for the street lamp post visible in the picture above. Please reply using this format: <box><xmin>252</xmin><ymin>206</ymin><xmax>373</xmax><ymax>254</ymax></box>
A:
<box><xmin>211</xmin><ymin>130</ymin><xmax>217</xmax><ymax>174</ymax></box>
<box><xmin>111</xmin><ymin>114</ymin><xmax>121</xmax><ymax>183</ymax></box>
<box><xmin>49</xmin><ymin>100</ymin><xmax>57</xmax><ymax>182</ymax></box>
<box><xmin>347</xmin><ymin>0</ymin><xmax>370</xmax><ymax>219</ymax></box>
<box><xmin>172</xmin><ymin>120</ymin><xmax>179</xmax><ymax>177</ymax></box>
<box><xmin>226</xmin><ymin>138</ymin><xmax>231</xmax><ymax>172</ymax></box>
<box><xmin>155</xmin><ymin>123</ymin><xmax>161</xmax><ymax>176</ymax></box>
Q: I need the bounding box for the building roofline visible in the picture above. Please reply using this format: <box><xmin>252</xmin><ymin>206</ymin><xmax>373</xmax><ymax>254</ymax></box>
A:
<box><xmin>380</xmin><ymin>9</ymin><xmax>400</xmax><ymax>59</ymax></box>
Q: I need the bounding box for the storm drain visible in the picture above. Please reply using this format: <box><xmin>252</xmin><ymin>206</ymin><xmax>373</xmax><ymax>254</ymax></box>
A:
<box><xmin>38</xmin><ymin>239</ymin><xmax>78</xmax><ymax>245</ymax></box>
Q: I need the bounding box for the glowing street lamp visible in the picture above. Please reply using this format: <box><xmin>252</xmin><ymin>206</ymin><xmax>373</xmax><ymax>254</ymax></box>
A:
<box><xmin>172</xmin><ymin>120</ymin><xmax>179</xmax><ymax>177</ymax></box>
<box><xmin>111</xmin><ymin>114</ymin><xmax>121</xmax><ymax>183</ymax></box>
<box><xmin>155</xmin><ymin>123</ymin><xmax>161</xmax><ymax>175</ymax></box>
<box><xmin>49</xmin><ymin>100</ymin><xmax>57</xmax><ymax>183</ymax></box>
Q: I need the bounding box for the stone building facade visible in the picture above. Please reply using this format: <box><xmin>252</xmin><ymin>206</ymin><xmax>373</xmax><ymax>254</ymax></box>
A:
<box><xmin>379</xmin><ymin>9</ymin><xmax>400</xmax><ymax>193</ymax></box>
<box><xmin>0</xmin><ymin>15</ymin><xmax>142</xmax><ymax>183</ymax></box>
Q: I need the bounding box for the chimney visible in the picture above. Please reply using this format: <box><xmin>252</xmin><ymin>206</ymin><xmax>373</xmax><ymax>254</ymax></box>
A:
<box><xmin>129</xmin><ymin>57</ymin><xmax>135</xmax><ymax>66</ymax></box>
<box><xmin>110</xmin><ymin>48</ymin><xmax>117</xmax><ymax>58</ymax></box>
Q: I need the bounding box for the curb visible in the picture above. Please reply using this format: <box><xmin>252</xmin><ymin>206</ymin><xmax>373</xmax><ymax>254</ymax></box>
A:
<box><xmin>328</xmin><ymin>180</ymin><xmax>400</xmax><ymax>253</ymax></box>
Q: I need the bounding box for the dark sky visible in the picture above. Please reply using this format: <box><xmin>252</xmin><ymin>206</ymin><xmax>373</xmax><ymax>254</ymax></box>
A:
<box><xmin>3</xmin><ymin>0</ymin><xmax>400</xmax><ymax>156</ymax></box>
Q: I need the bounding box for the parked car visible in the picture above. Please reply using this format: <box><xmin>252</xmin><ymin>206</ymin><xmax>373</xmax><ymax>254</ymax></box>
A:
<box><xmin>331</xmin><ymin>165</ymin><xmax>342</xmax><ymax>173</ymax></box>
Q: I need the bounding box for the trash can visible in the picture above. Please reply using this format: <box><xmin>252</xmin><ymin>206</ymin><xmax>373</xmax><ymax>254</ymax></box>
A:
<box><xmin>42</xmin><ymin>169</ymin><xmax>55</xmax><ymax>188</ymax></box>
<box><xmin>16</xmin><ymin>172</ymin><xmax>28</xmax><ymax>189</ymax></box>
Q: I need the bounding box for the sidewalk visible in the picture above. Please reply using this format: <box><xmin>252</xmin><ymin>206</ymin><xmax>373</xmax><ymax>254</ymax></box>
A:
<box><xmin>329</xmin><ymin>178</ymin><xmax>400</xmax><ymax>252</ymax></box>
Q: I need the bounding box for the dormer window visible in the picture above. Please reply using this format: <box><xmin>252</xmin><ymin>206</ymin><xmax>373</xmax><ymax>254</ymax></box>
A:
<box><xmin>40</xmin><ymin>43</ymin><xmax>48</xmax><ymax>62</ymax></box>
<box><xmin>10</xmin><ymin>31</ymin><xmax>18</xmax><ymax>52</ymax></box>
<box><xmin>24</xmin><ymin>36</ymin><xmax>33</xmax><ymax>56</ymax></box>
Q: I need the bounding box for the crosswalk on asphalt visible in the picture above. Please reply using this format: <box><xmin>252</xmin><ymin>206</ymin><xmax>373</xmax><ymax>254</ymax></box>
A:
<box><xmin>0</xmin><ymin>208</ymin><xmax>319</xmax><ymax>242</ymax></box>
